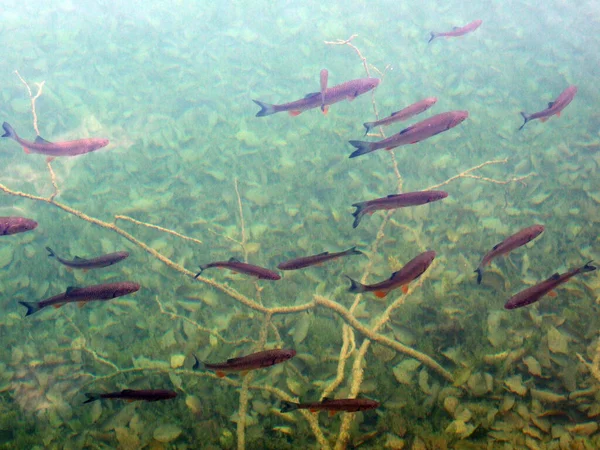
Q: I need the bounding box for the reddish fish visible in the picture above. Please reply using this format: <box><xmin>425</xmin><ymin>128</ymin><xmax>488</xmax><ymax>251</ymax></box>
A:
<box><xmin>193</xmin><ymin>349</ymin><xmax>296</xmax><ymax>378</ymax></box>
<box><xmin>475</xmin><ymin>225</ymin><xmax>544</xmax><ymax>284</ymax></box>
<box><xmin>519</xmin><ymin>86</ymin><xmax>578</xmax><ymax>130</ymax></box>
<box><xmin>346</xmin><ymin>250</ymin><xmax>436</xmax><ymax>298</ymax></box>
<box><xmin>0</xmin><ymin>216</ymin><xmax>37</xmax><ymax>235</ymax></box>
<box><xmin>280</xmin><ymin>397</ymin><xmax>379</xmax><ymax>415</ymax></box>
<box><xmin>194</xmin><ymin>257</ymin><xmax>281</xmax><ymax>280</ymax></box>
<box><xmin>2</xmin><ymin>122</ymin><xmax>109</xmax><ymax>157</ymax></box>
<box><xmin>349</xmin><ymin>111</ymin><xmax>468</xmax><ymax>158</ymax></box>
<box><xmin>253</xmin><ymin>76</ymin><xmax>380</xmax><ymax>117</ymax></box>
<box><xmin>18</xmin><ymin>281</ymin><xmax>140</xmax><ymax>316</ymax></box>
<box><xmin>83</xmin><ymin>389</ymin><xmax>177</xmax><ymax>404</ymax></box>
<box><xmin>46</xmin><ymin>247</ymin><xmax>129</xmax><ymax>270</ymax></box>
<box><xmin>351</xmin><ymin>191</ymin><xmax>448</xmax><ymax>228</ymax></box>
<box><xmin>277</xmin><ymin>247</ymin><xmax>364</xmax><ymax>270</ymax></box>
<box><xmin>363</xmin><ymin>97</ymin><xmax>438</xmax><ymax>135</ymax></box>
<box><xmin>505</xmin><ymin>261</ymin><xmax>596</xmax><ymax>310</ymax></box>
<box><xmin>428</xmin><ymin>20</ymin><xmax>483</xmax><ymax>43</ymax></box>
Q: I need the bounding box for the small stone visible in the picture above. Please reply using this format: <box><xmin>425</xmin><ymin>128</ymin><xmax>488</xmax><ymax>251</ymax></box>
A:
<box><xmin>170</xmin><ymin>354</ymin><xmax>185</xmax><ymax>369</ymax></box>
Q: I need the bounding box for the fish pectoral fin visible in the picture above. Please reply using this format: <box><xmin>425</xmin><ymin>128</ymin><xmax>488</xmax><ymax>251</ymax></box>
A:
<box><xmin>288</xmin><ymin>111</ymin><xmax>302</xmax><ymax>116</ymax></box>
<box><xmin>548</xmin><ymin>291</ymin><xmax>558</xmax><ymax>298</ymax></box>
<box><xmin>216</xmin><ymin>371</ymin><xmax>226</xmax><ymax>378</ymax></box>
<box><xmin>53</xmin><ymin>303</ymin><xmax>64</xmax><ymax>309</ymax></box>
<box><xmin>374</xmin><ymin>291</ymin><xmax>388</xmax><ymax>298</ymax></box>
<box><xmin>78</xmin><ymin>301</ymin><xmax>86</xmax><ymax>308</ymax></box>
<box><xmin>310</xmin><ymin>409</ymin><xmax>318</xmax><ymax>413</ymax></box>
<box><xmin>322</xmin><ymin>105</ymin><xmax>329</xmax><ymax>115</ymax></box>
<box><xmin>125</xmin><ymin>399</ymin><xmax>136</xmax><ymax>403</ymax></box>
<box><xmin>240</xmin><ymin>370</ymin><xmax>250</xmax><ymax>377</ymax></box>
<box><xmin>34</xmin><ymin>136</ymin><xmax>53</xmax><ymax>144</ymax></box>
<box><xmin>23</xmin><ymin>147</ymin><xmax>31</xmax><ymax>154</ymax></box>
<box><xmin>540</xmin><ymin>117</ymin><xmax>548</xmax><ymax>122</ymax></box>
<box><xmin>46</xmin><ymin>156</ymin><xmax>55</xmax><ymax>163</ymax></box>
<box><xmin>401</xmin><ymin>285</ymin><xmax>409</xmax><ymax>294</ymax></box>
<box><xmin>328</xmin><ymin>410</ymin><xmax>337</xmax><ymax>417</ymax></box>
<box><xmin>556</xmin><ymin>112</ymin><xmax>561</xmax><ymax>117</ymax></box>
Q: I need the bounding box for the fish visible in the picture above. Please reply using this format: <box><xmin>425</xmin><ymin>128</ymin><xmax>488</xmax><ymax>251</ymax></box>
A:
<box><xmin>194</xmin><ymin>257</ymin><xmax>281</xmax><ymax>280</ymax></box>
<box><xmin>280</xmin><ymin>397</ymin><xmax>379</xmax><ymax>415</ymax></box>
<box><xmin>348</xmin><ymin>111</ymin><xmax>468</xmax><ymax>158</ymax></box>
<box><xmin>18</xmin><ymin>281</ymin><xmax>141</xmax><ymax>316</ymax></box>
<box><xmin>83</xmin><ymin>389</ymin><xmax>177</xmax><ymax>404</ymax></box>
<box><xmin>0</xmin><ymin>216</ymin><xmax>37</xmax><ymax>235</ymax></box>
<box><xmin>351</xmin><ymin>191</ymin><xmax>448</xmax><ymax>228</ymax></box>
<box><xmin>320</xmin><ymin>68</ymin><xmax>328</xmax><ymax>112</ymax></box>
<box><xmin>475</xmin><ymin>225</ymin><xmax>544</xmax><ymax>284</ymax></box>
<box><xmin>519</xmin><ymin>85</ymin><xmax>578</xmax><ymax>130</ymax></box>
<box><xmin>363</xmin><ymin>97</ymin><xmax>438</xmax><ymax>135</ymax></box>
<box><xmin>193</xmin><ymin>348</ymin><xmax>296</xmax><ymax>378</ymax></box>
<box><xmin>253</xmin><ymin>76</ymin><xmax>380</xmax><ymax>117</ymax></box>
<box><xmin>346</xmin><ymin>250</ymin><xmax>436</xmax><ymax>298</ymax></box>
<box><xmin>428</xmin><ymin>19</ymin><xmax>483</xmax><ymax>43</ymax></box>
<box><xmin>505</xmin><ymin>261</ymin><xmax>596</xmax><ymax>310</ymax></box>
<box><xmin>46</xmin><ymin>247</ymin><xmax>129</xmax><ymax>270</ymax></box>
<box><xmin>277</xmin><ymin>247</ymin><xmax>364</xmax><ymax>270</ymax></box>
<box><xmin>2</xmin><ymin>122</ymin><xmax>109</xmax><ymax>157</ymax></box>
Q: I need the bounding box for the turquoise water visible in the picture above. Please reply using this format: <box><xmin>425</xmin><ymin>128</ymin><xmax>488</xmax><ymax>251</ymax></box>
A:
<box><xmin>0</xmin><ymin>0</ymin><xmax>598</xmax><ymax>448</ymax></box>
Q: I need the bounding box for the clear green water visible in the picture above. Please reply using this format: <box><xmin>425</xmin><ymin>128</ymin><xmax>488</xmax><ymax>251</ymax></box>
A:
<box><xmin>0</xmin><ymin>1</ymin><xmax>598</xmax><ymax>449</ymax></box>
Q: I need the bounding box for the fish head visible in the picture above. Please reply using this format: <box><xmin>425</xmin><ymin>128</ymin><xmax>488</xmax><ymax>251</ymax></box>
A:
<box><xmin>276</xmin><ymin>349</ymin><xmax>297</xmax><ymax>363</ymax></box>
<box><xmin>429</xmin><ymin>191</ymin><xmax>449</xmax><ymax>202</ymax></box>
<box><xmin>359</xmin><ymin>78</ymin><xmax>381</xmax><ymax>94</ymax></box>
<box><xmin>115</xmin><ymin>282</ymin><xmax>141</xmax><ymax>297</ymax></box>
<box><xmin>8</xmin><ymin>217</ymin><xmax>38</xmax><ymax>234</ymax></box>
<box><xmin>425</xmin><ymin>97</ymin><xmax>438</xmax><ymax>106</ymax></box>
<box><xmin>421</xmin><ymin>250</ymin><xmax>437</xmax><ymax>265</ymax></box>
<box><xmin>529</xmin><ymin>224</ymin><xmax>545</xmax><ymax>239</ymax></box>
<box><xmin>93</xmin><ymin>138</ymin><xmax>110</xmax><ymax>150</ymax></box>
<box><xmin>451</xmin><ymin>111</ymin><xmax>469</xmax><ymax>126</ymax></box>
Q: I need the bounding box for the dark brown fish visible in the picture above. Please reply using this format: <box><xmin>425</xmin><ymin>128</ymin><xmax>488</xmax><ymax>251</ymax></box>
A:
<box><xmin>277</xmin><ymin>247</ymin><xmax>364</xmax><ymax>270</ymax></box>
<box><xmin>351</xmin><ymin>191</ymin><xmax>448</xmax><ymax>228</ymax></box>
<box><xmin>475</xmin><ymin>225</ymin><xmax>544</xmax><ymax>284</ymax></box>
<box><xmin>519</xmin><ymin>85</ymin><xmax>578</xmax><ymax>130</ymax></box>
<box><xmin>428</xmin><ymin>19</ymin><xmax>483</xmax><ymax>43</ymax></box>
<box><xmin>193</xmin><ymin>348</ymin><xmax>296</xmax><ymax>378</ymax></box>
<box><xmin>2</xmin><ymin>122</ymin><xmax>109</xmax><ymax>157</ymax></box>
<box><xmin>46</xmin><ymin>247</ymin><xmax>129</xmax><ymax>270</ymax></box>
<box><xmin>18</xmin><ymin>281</ymin><xmax>141</xmax><ymax>316</ymax></box>
<box><xmin>346</xmin><ymin>250</ymin><xmax>436</xmax><ymax>298</ymax></box>
<box><xmin>280</xmin><ymin>397</ymin><xmax>379</xmax><ymax>415</ymax></box>
<box><xmin>363</xmin><ymin>97</ymin><xmax>438</xmax><ymax>135</ymax></box>
<box><xmin>194</xmin><ymin>257</ymin><xmax>281</xmax><ymax>280</ymax></box>
<box><xmin>253</xmin><ymin>76</ymin><xmax>380</xmax><ymax>117</ymax></box>
<box><xmin>0</xmin><ymin>216</ymin><xmax>37</xmax><ymax>235</ymax></box>
<box><xmin>349</xmin><ymin>111</ymin><xmax>468</xmax><ymax>158</ymax></box>
<box><xmin>505</xmin><ymin>261</ymin><xmax>596</xmax><ymax>310</ymax></box>
<box><xmin>83</xmin><ymin>389</ymin><xmax>177</xmax><ymax>404</ymax></box>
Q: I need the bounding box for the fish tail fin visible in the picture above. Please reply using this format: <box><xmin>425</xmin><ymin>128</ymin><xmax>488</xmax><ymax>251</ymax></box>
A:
<box><xmin>345</xmin><ymin>275</ymin><xmax>366</xmax><ymax>293</ymax></box>
<box><xmin>474</xmin><ymin>268</ymin><xmax>483</xmax><ymax>285</ymax></box>
<box><xmin>346</xmin><ymin>246</ymin><xmax>365</xmax><ymax>257</ymax></box>
<box><xmin>1</xmin><ymin>122</ymin><xmax>17</xmax><ymax>140</ymax></box>
<box><xmin>280</xmin><ymin>400</ymin><xmax>300</xmax><ymax>413</ymax></box>
<box><xmin>194</xmin><ymin>266</ymin><xmax>207</xmax><ymax>279</ymax></box>
<box><xmin>83</xmin><ymin>393</ymin><xmax>101</xmax><ymax>404</ymax></box>
<box><xmin>363</xmin><ymin>122</ymin><xmax>373</xmax><ymax>136</ymax></box>
<box><xmin>348</xmin><ymin>140</ymin><xmax>376</xmax><ymax>158</ymax></box>
<box><xmin>18</xmin><ymin>301</ymin><xmax>40</xmax><ymax>317</ymax></box>
<box><xmin>428</xmin><ymin>32</ymin><xmax>438</xmax><ymax>43</ymax></box>
<box><xmin>351</xmin><ymin>202</ymin><xmax>366</xmax><ymax>228</ymax></box>
<box><xmin>46</xmin><ymin>247</ymin><xmax>56</xmax><ymax>258</ymax></box>
<box><xmin>581</xmin><ymin>260</ymin><xmax>596</xmax><ymax>273</ymax></box>
<box><xmin>252</xmin><ymin>99</ymin><xmax>277</xmax><ymax>117</ymax></box>
<box><xmin>192</xmin><ymin>354</ymin><xmax>205</xmax><ymax>371</ymax></box>
<box><xmin>518</xmin><ymin>112</ymin><xmax>530</xmax><ymax>131</ymax></box>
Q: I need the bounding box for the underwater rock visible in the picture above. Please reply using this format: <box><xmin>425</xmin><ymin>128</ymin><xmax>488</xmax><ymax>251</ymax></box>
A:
<box><xmin>153</xmin><ymin>424</ymin><xmax>182</xmax><ymax>443</ymax></box>
<box><xmin>393</xmin><ymin>359</ymin><xmax>422</xmax><ymax>385</ymax></box>
<box><xmin>170</xmin><ymin>354</ymin><xmax>185</xmax><ymax>369</ymax></box>
<box><xmin>115</xmin><ymin>427</ymin><xmax>140</xmax><ymax>449</ymax></box>
<box><xmin>566</xmin><ymin>422</ymin><xmax>598</xmax><ymax>436</ymax></box>
<box><xmin>504</xmin><ymin>375</ymin><xmax>527</xmax><ymax>396</ymax></box>
<box><xmin>443</xmin><ymin>396</ymin><xmax>459</xmax><ymax>416</ymax></box>
<box><xmin>547</xmin><ymin>326</ymin><xmax>569</xmax><ymax>354</ymax></box>
<box><xmin>467</xmin><ymin>372</ymin><xmax>493</xmax><ymax>397</ymax></box>
<box><xmin>523</xmin><ymin>356</ymin><xmax>542</xmax><ymax>376</ymax></box>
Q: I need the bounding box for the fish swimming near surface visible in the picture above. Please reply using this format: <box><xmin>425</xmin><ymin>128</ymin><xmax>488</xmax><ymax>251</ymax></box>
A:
<box><xmin>348</xmin><ymin>111</ymin><xmax>468</xmax><ymax>158</ymax></box>
<box><xmin>505</xmin><ymin>261</ymin><xmax>596</xmax><ymax>310</ymax></box>
<box><xmin>194</xmin><ymin>257</ymin><xmax>281</xmax><ymax>280</ymax></box>
<box><xmin>18</xmin><ymin>281</ymin><xmax>141</xmax><ymax>316</ymax></box>
<box><xmin>253</xmin><ymin>76</ymin><xmax>380</xmax><ymax>117</ymax></box>
<box><xmin>193</xmin><ymin>348</ymin><xmax>296</xmax><ymax>378</ymax></box>
<box><xmin>363</xmin><ymin>97</ymin><xmax>438</xmax><ymax>135</ymax></box>
<box><xmin>475</xmin><ymin>225</ymin><xmax>544</xmax><ymax>284</ymax></box>
<box><xmin>346</xmin><ymin>250</ymin><xmax>436</xmax><ymax>298</ymax></box>
<box><xmin>277</xmin><ymin>247</ymin><xmax>364</xmax><ymax>270</ymax></box>
<box><xmin>351</xmin><ymin>191</ymin><xmax>448</xmax><ymax>228</ymax></box>
<box><xmin>0</xmin><ymin>216</ymin><xmax>37</xmax><ymax>235</ymax></box>
<box><xmin>428</xmin><ymin>19</ymin><xmax>483</xmax><ymax>43</ymax></box>
<box><xmin>518</xmin><ymin>85</ymin><xmax>578</xmax><ymax>130</ymax></box>
<box><xmin>46</xmin><ymin>247</ymin><xmax>129</xmax><ymax>270</ymax></box>
<box><xmin>83</xmin><ymin>389</ymin><xmax>177</xmax><ymax>404</ymax></box>
<box><xmin>2</xmin><ymin>122</ymin><xmax>109</xmax><ymax>157</ymax></box>
<box><xmin>280</xmin><ymin>397</ymin><xmax>379</xmax><ymax>415</ymax></box>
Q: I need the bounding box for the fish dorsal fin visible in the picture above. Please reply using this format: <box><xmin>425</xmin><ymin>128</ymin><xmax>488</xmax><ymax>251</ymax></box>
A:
<box><xmin>386</xmin><ymin>194</ymin><xmax>403</xmax><ymax>199</ymax></box>
<box><xmin>452</xmin><ymin>26</ymin><xmax>460</xmax><ymax>30</ymax></box>
<box><xmin>121</xmin><ymin>389</ymin><xmax>135</xmax><ymax>394</ymax></box>
<box><xmin>65</xmin><ymin>286</ymin><xmax>79</xmax><ymax>296</ymax></box>
<box><xmin>316</xmin><ymin>251</ymin><xmax>329</xmax><ymax>256</ymax></box>
<box><xmin>399</xmin><ymin>124</ymin><xmax>415</xmax><ymax>135</ymax></box>
<box><xmin>228</xmin><ymin>257</ymin><xmax>242</xmax><ymax>263</ymax></box>
<box><xmin>492</xmin><ymin>242</ymin><xmax>502</xmax><ymax>250</ymax></box>
<box><xmin>390</xmin><ymin>110</ymin><xmax>402</xmax><ymax>116</ymax></box>
<box><xmin>74</xmin><ymin>256</ymin><xmax>86</xmax><ymax>261</ymax></box>
<box><xmin>321</xmin><ymin>397</ymin><xmax>334</xmax><ymax>403</ymax></box>
<box><xmin>226</xmin><ymin>356</ymin><xmax>244</xmax><ymax>363</ymax></box>
<box><xmin>548</xmin><ymin>101</ymin><xmax>555</xmax><ymax>108</ymax></box>
<box><xmin>304</xmin><ymin>92</ymin><xmax>320</xmax><ymax>99</ymax></box>
<box><xmin>550</xmin><ymin>272</ymin><xmax>560</xmax><ymax>280</ymax></box>
<box><xmin>34</xmin><ymin>136</ymin><xmax>52</xmax><ymax>144</ymax></box>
